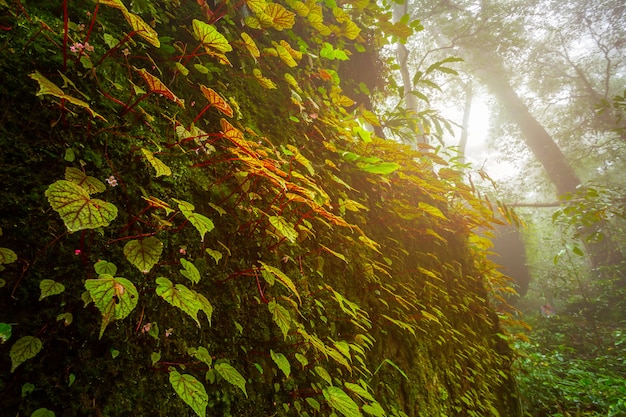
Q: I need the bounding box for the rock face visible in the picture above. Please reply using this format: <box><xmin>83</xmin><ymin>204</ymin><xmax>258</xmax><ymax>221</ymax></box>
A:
<box><xmin>0</xmin><ymin>1</ymin><xmax>521</xmax><ymax>416</ymax></box>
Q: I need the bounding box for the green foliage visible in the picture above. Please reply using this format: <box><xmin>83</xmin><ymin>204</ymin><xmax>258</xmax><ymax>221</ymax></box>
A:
<box><xmin>0</xmin><ymin>0</ymin><xmax>520</xmax><ymax>415</ymax></box>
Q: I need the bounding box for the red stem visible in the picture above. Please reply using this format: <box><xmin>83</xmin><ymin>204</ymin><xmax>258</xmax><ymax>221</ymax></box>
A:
<box><xmin>84</xmin><ymin>4</ymin><xmax>99</xmax><ymax>44</ymax></box>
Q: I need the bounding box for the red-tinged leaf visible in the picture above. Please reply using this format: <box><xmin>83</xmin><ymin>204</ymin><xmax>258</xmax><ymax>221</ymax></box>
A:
<box><xmin>85</xmin><ymin>275</ymin><xmax>138</xmax><ymax>338</ymax></box>
<box><xmin>122</xmin><ymin>10</ymin><xmax>160</xmax><ymax>47</ymax></box>
<box><xmin>169</xmin><ymin>370</ymin><xmax>208</xmax><ymax>417</ymax></box>
<box><xmin>246</xmin><ymin>0</ymin><xmax>267</xmax><ymax>14</ymax></box>
<box><xmin>123</xmin><ymin>237</ymin><xmax>163</xmax><ymax>273</ymax></box>
<box><xmin>192</xmin><ymin>19</ymin><xmax>232</xmax><ymax>54</ymax></box>
<box><xmin>253</xmin><ymin>68</ymin><xmax>277</xmax><ymax>89</ymax></box>
<box><xmin>265</xmin><ymin>3</ymin><xmax>295</xmax><ymax>30</ymax></box>
<box><xmin>134</xmin><ymin>67</ymin><xmax>185</xmax><ymax>107</ymax></box>
<box><xmin>279</xmin><ymin>40</ymin><xmax>302</xmax><ymax>60</ymax></box>
<box><xmin>45</xmin><ymin>180</ymin><xmax>118</xmax><ymax>232</ymax></box>
<box><xmin>200</xmin><ymin>85</ymin><xmax>233</xmax><ymax>117</ymax></box>
<box><xmin>275</xmin><ymin>44</ymin><xmax>298</xmax><ymax>67</ymax></box>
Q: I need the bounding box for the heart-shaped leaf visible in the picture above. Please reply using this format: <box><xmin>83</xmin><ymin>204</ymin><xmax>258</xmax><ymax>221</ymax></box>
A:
<box><xmin>45</xmin><ymin>180</ymin><xmax>118</xmax><ymax>232</ymax></box>
<box><xmin>268</xmin><ymin>215</ymin><xmax>298</xmax><ymax>242</ymax></box>
<box><xmin>214</xmin><ymin>362</ymin><xmax>248</xmax><ymax>398</ymax></box>
<box><xmin>205</xmin><ymin>248</ymin><xmax>222</xmax><ymax>264</ymax></box>
<box><xmin>169</xmin><ymin>370</ymin><xmax>208</xmax><ymax>417</ymax></box>
<box><xmin>39</xmin><ymin>279</ymin><xmax>65</xmax><ymax>300</ymax></box>
<box><xmin>64</xmin><ymin>167</ymin><xmax>106</xmax><ymax>194</ymax></box>
<box><xmin>85</xmin><ymin>275</ymin><xmax>139</xmax><ymax>338</ymax></box>
<box><xmin>10</xmin><ymin>336</ymin><xmax>43</xmax><ymax>372</ymax></box>
<box><xmin>264</xmin><ymin>3</ymin><xmax>295</xmax><ymax>30</ymax></box>
<box><xmin>94</xmin><ymin>260</ymin><xmax>117</xmax><ymax>276</ymax></box>
<box><xmin>155</xmin><ymin>277</ymin><xmax>203</xmax><ymax>326</ymax></box>
<box><xmin>124</xmin><ymin>237</ymin><xmax>163</xmax><ymax>273</ymax></box>
<box><xmin>180</xmin><ymin>258</ymin><xmax>201</xmax><ymax>284</ymax></box>
<box><xmin>174</xmin><ymin>200</ymin><xmax>214</xmax><ymax>242</ymax></box>
<box><xmin>189</xmin><ymin>346</ymin><xmax>213</xmax><ymax>367</ymax></box>
<box><xmin>122</xmin><ymin>10</ymin><xmax>160</xmax><ymax>47</ymax></box>
<box><xmin>134</xmin><ymin>67</ymin><xmax>184</xmax><ymax>107</ymax></box>
<box><xmin>0</xmin><ymin>247</ymin><xmax>17</xmax><ymax>265</ymax></box>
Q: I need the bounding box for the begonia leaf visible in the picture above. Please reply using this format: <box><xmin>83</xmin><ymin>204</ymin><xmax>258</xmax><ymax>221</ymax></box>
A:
<box><xmin>10</xmin><ymin>336</ymin><xmax>42</xmax><ymax>373</ymax></box>
<box><xmin>123</xmin><ymin>237</ymin><xmax>163</xmax><ymax>273</ymax></box>
<box><xmin>45</xmin><ymin>180</ymin><xmax>118</xmax><ymax>232</ymax></box>
<box><xmin>169</xmin><ymin>370</ymin><xmax>208</xmax><ymax>417</ymax></box>
<box><xmin>84</xmin><ymin>275</ymin><xmax>138</xmax><ymax>338</ymax></box>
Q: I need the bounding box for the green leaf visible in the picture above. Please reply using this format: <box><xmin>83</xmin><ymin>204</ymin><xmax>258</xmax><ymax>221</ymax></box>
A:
<box><xmin>151</xmin><ymin>351</ymin><xmax>161</xmax><ymax>365</ymax></box>
<box><xmin>315</xmin><ymin>365</ymin><xmax>332</xmax><ymax>385</ymax></box>
<box><xmin>94</xmin><ymin>260</ymin><xmax>117</xmax><ymax>276</ymax></box>
<box><xmin>174</xmin><ymin>199</ymin><xmax>215</xmax><ymax>242</ymax></box>
<box><xmin>31</xmin><ymin>409</ymin><xmax>55</xmax><ymax>417</ymax></box>
<box><xmin>56</xmin><ymin>312</ymin><xmax>73</xmax><ymax>326</ymax></box>
<box><xmin>362</xmin><ymin>401</ymin><xmax>386</xmax><ymax>417</ymax></box>
<box><xmin>195</xmin><ymin>292</ymin><xmax>214</xmax><ymax>325</ymax></box>
<box><xmin>64</xmin><ymin>167</ymin><xmax>106</xmax><ymax>194</ymax></box>
<box><xmin>323</xmin><ymin>386</ymin><xmax>362</xmax><ymax>417</ymax></box>
<box><xmin>259</xmin><ymin>262</ymin><xmax>301</xmax><ymax>304</ymax></box>
<box><xmin>205</xmin><ymin>248</ymin><xmax>222</xmax><ymax>264</ymax></box>
<box><xmin>0</xmin><ymin>247</ymin><xmax>17</xmax><ymax>265</ymax></box>
<box><xmin>268</xmin><ymin>300</ymin><xmax>291</xmax><ymax>340</ymax></box>
<box><xmin>306</xmin><ymin>397</ymin><xmax>321</xmax><ymax>412</ymax></box>
<box><xmin>270</xmin><ymin>350</ymin><xmax>291</xmax><ymax>378</ymax></box>
<box><xmin>180</xmin><ymin>258</ymin><xmax>201</xmax><ymax>284</ymax></box>
<box><xmin>189</xmin><ymin>346</ymin><xmax>212</xmax><ymax>367</ymax></box>
<box><xmin>268</xmin><ymin>215</ymin><xmax>299</xmax><ymax>242</ymax></box>
<box><xmin>155</xmin><ymin>277</ymin><xmax>203</xmax><ymax>326</ymax></box>
<box><xmin>344</xmin><ymin>382</ymin><xmax>374</xmax><ymax>401</ymax></box>
<box><xmin>214</xmin><ymin>362</ymin><xmax>248</xmax><ymax>398</ymax></box>
<box><xmin>169</xmin><ymin>370</ymin><xmax>208</xmax><ymax>417</ymax></box>
<box><xmin>192</xmin><ymin>19</ymin><xmax>232</xmax><ymax>54</ymax></box>
<box><xmin>39</xmin><ymin>279</ymin><xmax>65</xmax><ymax>300</ymax></box>
<box><xmin>141</xmin><ymin>148</ymin><xmax>172</xmax><ymax>177</ymax></box>
<box><xmin>359</xmin><ymin>162</ymin><xmax>400</xmax><ymax>175</ymax></box>
<box><xmin>295</xmin><ymin>352</ymin><xmax>308</xmax><ymax>368</ymax></box>
<box><xmin>84</xmin><ymin>275</ymin><xmax>139</xmax><ymax>338</ymax></box>
<box><xmin>0</xmin><ymin>323</ymin><xmax>12</xmax><ymax>343</ymax></box>
<box><xmin>45</xmin><ymin>180</ymin><xmax>118</xmax><ymax>232</ymax></box>
<box><xmin>124</xmin><ymin>237</ymin><xmax>163</xmax><ymax>273</ymax></box>
<box><xmin>10</xmin><ymin>336</ymin><xmax>43</xmax><ymax>372</ymax></box>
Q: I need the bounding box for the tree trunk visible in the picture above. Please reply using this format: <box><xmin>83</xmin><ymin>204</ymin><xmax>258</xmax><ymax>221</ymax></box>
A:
<box><xmin>457</xmin><ymin>81</ymin><xmax>472</xmax><ymax>164</ymax></box>
<box><xmin>476</xmin><ymin>66</ymin><xmax>581</xmax><ymax>195</ymax></box>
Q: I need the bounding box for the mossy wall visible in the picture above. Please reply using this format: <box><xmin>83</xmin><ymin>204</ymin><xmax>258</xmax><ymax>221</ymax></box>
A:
<box><xmin>0</xmin><ymin>1</ymin><xmax>521</xmax><ymax>416</ymax></box>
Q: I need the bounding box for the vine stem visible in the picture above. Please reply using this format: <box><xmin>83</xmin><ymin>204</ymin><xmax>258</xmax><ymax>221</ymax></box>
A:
<box><xmin>84</xmin><ymin>4</ymin><xmax>99</xmax><ymax>44</ymax></box>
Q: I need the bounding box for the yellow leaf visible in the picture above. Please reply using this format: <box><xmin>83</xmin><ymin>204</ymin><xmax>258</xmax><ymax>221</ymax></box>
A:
<box><xmin>275</xmin><ymin>44</ymin><xmax>298</xmax><ymax>67</ymax></box>
<box><xmin>380</xmin><ymin>20</ymin><xmax>412</xmax><ymax>41</ymax></box>
<box><xmin>200</xmin><ymin>85</ymin><xmax>233</xmax><ymax>117</ymax></box>
<box><xmin>122</xmin><ymin>10</ymin><xmax>160</xmax><ymax>48</ymax></box>
<box><xmin>332</xmin><ymin>7</ymin><xmax>349</xmax><ymax>23</ymax></box>
<box><xmin>141</xmin><ymin>148</ymin><xmax>172</xmax><ymax>177</ymax></box>
<box><xmin>246</xmin><ymin>0</ymin><xmax>267</xmax><ymax>14</ymax></box>
<box><xmin>418</xmin><ymin>202</ymin><xmax>447</xmax><ymax>220</ymax></box>
<box><xmin>284</xmin><ymin>73</ymin><xmax>300</xmax><ymax>90</ymax></box>
<box><xmin>253</xmin><ymin>68</ymin><xmax>277</xmax><ymax>89</ymax></box>
<box><xmin>98</xmin><ymin>0</ymin><xmax>128</xmax><ymax>12</ymax></box>
<box><xmin>192</xmin><ymin>19</ymin><xmax>232</xmax><ymax>54</ymax></box>
<box><xmin>341</xmin><ymin>19</ymin><xmax>361</xmax><ymax>40</ymax></box>
<box><xmin>265</xmin><ymin>3</ymin><xmax>296</xmax><ymax>30</ymax></box>
<box><xmin>287</xmin><ymin>0</ymin><xmax>309</xmax><ymax>17</ymax></box>
<box><xmin>259</xmin><ymin>262</ymin><xmax>301</xmax><ymax>304</ymax></box>
<box><xmin>240</xmin><ymin>32</ymin><xmax>260</xmax><ymax>58</ymax></box>
<box><xmin>279</xmin><ymin>40</ymin><xmax>302</xmax><ymax>60</ymax></box>
<box><xmin>29</xmin><ymin>71</ymin><xmax>107</xmax><ymax>121</ymax></box>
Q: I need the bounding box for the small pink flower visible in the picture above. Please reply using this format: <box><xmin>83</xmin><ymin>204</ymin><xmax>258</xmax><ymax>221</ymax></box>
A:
<box><xmin>83</xmin><ymin>42</ymin><xmax>94</xmax><ymax>52</ymax></box>
<box><xmin>142</xmin><ymin>323</ymin><xmax>152</xmax><ymax>333</ymax></box>
<box><xmin>179</xmin><ymin>247</ymin><xmax>187</xmax><ymax>255</ymax></box>
<box><xmin>190</xmin><ymin>101</ymin><xmax>196</xmax><ymax>107</ymax></box>
<box><xmin>70</xmin><ymin>42</ymin><xmax>83</xmax><ymax>53</ymax></box>
<box><xmin>122</xmin><ymin>48</ymin><xmax>130</xmax><ymax>57</ymax></box>
<box><xmin>106</xmin><ymin>175</ymin><xmax>118</xmax><ymax>187</ymax></box>
<box><xmin>77</xmin><ymin>23</ymin><xmax>86</xmax><ymax>32</ymax></box>
<box><xmin>74</xmin><ymin>249</ymin><xmax>81</xmax><ymax>255</ymax></box>
<box><xmin>165</xmin><ymin>328</ymin><xmax>173</xmax><ymax>337</ymax></box>
<box><xmin>86</xmin><ymin>11</ymin><xmax>91</xmax><ymax>17</ymax></box>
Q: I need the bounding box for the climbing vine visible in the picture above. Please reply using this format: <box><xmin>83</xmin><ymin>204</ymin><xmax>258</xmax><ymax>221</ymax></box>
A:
<box><xmin>0</xmin><ymin>0</ymin><xmax>520</xmax><ymax>416</ymax></box>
